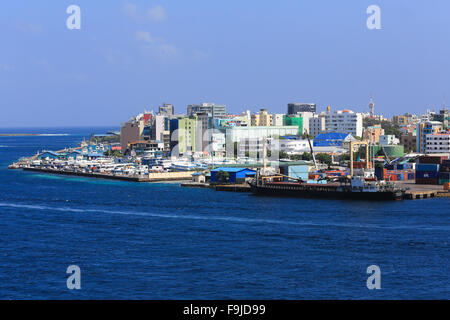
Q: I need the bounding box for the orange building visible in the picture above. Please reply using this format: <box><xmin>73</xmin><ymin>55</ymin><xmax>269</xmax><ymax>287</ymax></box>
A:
<box><xmin>363</xmin><ymin>125</ymin><xmax>384</xmax><ymax>144</ymax></box>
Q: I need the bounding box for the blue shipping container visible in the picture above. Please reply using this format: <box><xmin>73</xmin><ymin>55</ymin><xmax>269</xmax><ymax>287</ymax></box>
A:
<box><xmin>416</xmin><ymin>164</ymin><xmax>440</xmax><ymax>172</ymax></box>
<box><xmin>416</xmin><ymin>171</ymin><xmax>439</xmax><ymax>179</ymax></box>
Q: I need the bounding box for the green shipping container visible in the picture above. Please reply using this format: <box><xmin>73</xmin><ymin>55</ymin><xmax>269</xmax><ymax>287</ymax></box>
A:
<box><xmin>438</xmin><ymin>179</ymin><xmax>450</xmax><ymax>185</ymax></box>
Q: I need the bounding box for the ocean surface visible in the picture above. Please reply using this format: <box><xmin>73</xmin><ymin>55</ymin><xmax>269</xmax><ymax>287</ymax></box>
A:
<box><xmin>0</xmin><ymin>127</ymin><xmax>448</xmax><ymax>299</ymax></box>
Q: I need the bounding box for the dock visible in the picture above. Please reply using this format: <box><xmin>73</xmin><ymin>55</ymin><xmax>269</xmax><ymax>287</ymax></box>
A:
<box><xmin>180</xmin><ymin>182</ymin><xmax>251</xmax><ymax>192</ymax></box>
<box><xmin>395</xmin><ymin>181</ymin><xmax>450</xmax><ymax>200</ymax></box>
<box><xmin>21</xmin><ymin>167</ymin><xmax>193</xmax><ymax>183</ymax></box>
<box><xmin>10</xmin><ymin>165</ymin><xmax>450</xmax><ymax>199</ymax></box>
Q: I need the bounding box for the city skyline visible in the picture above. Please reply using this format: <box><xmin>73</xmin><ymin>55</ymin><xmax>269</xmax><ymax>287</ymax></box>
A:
<box><xmin>1</xmin><ymin>1</ymin><xmax>450</xmax><ymax>127</ymax></box>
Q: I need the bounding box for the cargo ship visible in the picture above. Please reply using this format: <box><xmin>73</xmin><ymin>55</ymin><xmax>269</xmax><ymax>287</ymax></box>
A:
<box><xmin>248</xmin><ymin>136</ymin><xmax>406</xmax><ymax>200</ymax></box>
<box><xmin>248</xmin><ymin>176</ymin><xmax>406</xmax><ymax>201</ymax></box>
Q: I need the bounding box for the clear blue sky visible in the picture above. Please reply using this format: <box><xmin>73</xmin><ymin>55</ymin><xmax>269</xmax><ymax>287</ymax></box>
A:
<box><xmin>1</xmin><ymin>0</ymin><xmax>449</xmax><ymax>127</ymax></box>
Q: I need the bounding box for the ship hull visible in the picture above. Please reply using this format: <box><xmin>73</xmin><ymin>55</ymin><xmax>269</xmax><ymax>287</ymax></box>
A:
<box><xmin>249</xmin><ymin>183</ymin><xmax>404</xmax><ymax>201</ymax></box>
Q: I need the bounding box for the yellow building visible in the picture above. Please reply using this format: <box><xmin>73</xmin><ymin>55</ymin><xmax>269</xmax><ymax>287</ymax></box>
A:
<box><xmin>178</xmin><ymin>117</ymin><xmax>198</xmax><ymax>154</ymax></box>
<box><xmin>251</xmin><ymin>109</ymin><xmax>272</xmax><ymax>126</ymax></box>
<box><xmin>393</xmin><ymin>115</ymin><xmax>408</xmax><ymax>125</ymax></box>
<box><xmin>363</xmin><ymin>124</ymin><xmax>384</xmax><ymax>144</ymax></box>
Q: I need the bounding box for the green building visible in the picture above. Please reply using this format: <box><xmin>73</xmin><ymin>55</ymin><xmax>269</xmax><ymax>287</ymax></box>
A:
<box><xmin>370</xmin><ymin>145</ymin><xmax>404</xmax><ymax>158</ymax></box>
<box><xmin>283</xmin><ymin>115</ymin><xmax>303</xmax><ymax>135</ymax></box>
<box><xmin>178</xmin><ymin>117</ymin><xmax>198</xmax><ymax>154</ymax></box>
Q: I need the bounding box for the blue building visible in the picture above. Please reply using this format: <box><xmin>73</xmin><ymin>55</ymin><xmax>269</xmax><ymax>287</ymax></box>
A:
<box><xmin>279</xmin><ymin>162</ymin><xmax>310</xmax><ymax>181</ymax></box>
<box><xmin>210</xmin><ymin>167</ymin><xmax>256</xmax><ymax>183</ymax></box>
<box><xmin>36</xmin><ymin>151</ymin><xmax>61</xmax><ymax>160</ymax></box>
<box><xmin>169</xmin><ymin>118</ymin><xmax>179</xmax><ymax>154</ymax></box>
<box><xmin>83</xmin><ymin>152</ymin><xmax>104</xmax><ymax>160</ymax></box>
<box><xmin>313</xmin><ymin>133</ymin><xmax>355</xmax><ymax>147</ymax></box>
<box><xmin>67</xmin><ymin>150</ymin><xmax>83</xmax><ymax>159</ymax></box>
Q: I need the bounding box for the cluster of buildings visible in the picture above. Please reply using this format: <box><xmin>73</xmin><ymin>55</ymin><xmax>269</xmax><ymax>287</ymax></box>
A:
<box><xmin>119</xmin><ymin>101</ymin><xmax>449</xmax><ymax>161</ymax></box>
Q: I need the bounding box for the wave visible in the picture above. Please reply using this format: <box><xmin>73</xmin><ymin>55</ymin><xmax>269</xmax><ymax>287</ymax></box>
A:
<box><xmin>0</xmin><ymin>202</ymin><xmax>448</xmax><ymax>231</ymax></box>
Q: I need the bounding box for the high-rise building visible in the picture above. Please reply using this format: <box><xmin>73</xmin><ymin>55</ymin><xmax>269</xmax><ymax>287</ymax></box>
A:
<box><xmin>325</xmin><ymin>109</ymin><xmax>363</xmax><ymax>137</ymax></box>
<box><xmin>287</xmin><ymin>103</ymin><xmax>316</xmax><ymax>114</ymax></box>
<box><xmin>425</xmin><ymin>132</ymin><xmax>450</xmax><ymax>154</ymax></box>
<box><xmin>187</xmin><ymin>103</ymin><xmax>226</xmax><ymax>119</ymax></box>
<box><xmin>158</xmin><ymin>103</ymin><xmax>174</xmax><ymax>116</ymax></box>
<box><xmin>195</xmin><ymin>112</ymin><xmax>213</xmax><ymax>154</ymax></box>
<box><xmin>363</xmin><ymin>125</ymin><xmax>384</xmax><ymax>144</ymax></box>
<box><xmin>296</xmin><ymin>112</ymin><xmax>314</xmax><ymax>134</ymax></box>
<box><xmin>251</xmin><ymin>109</ymin><xmax>272</xmax><ymax>126</ymax></box>
<box><xmin>283</xmin><ymin>115</ymin><xmax>303</xmax><ymax>135</ymax></box>
<box><xmin>273</xmin><ymin>114</ymin><xmax>284</xmax><ymax>126</ymax></box>
<box><xmin>120</xmin><ymin>119</ymin><xmax>145</xmax><ymax>153</ymax></box>
<box><xmin>177</xmin><ymin>117</ymin><xmax>198</xmax><ymax>155</ymax></box>
<box><xmin>416</xmin><ymin>121</ymin><xmax>443</xmax><ymax>153</ymax></box>
<box><xmin>152</xmin><ymin>115</ymin><xmax>165</xmax><ymax>141</ymax></box>
<box><xmin>309</xmin><ymin>115</ymin><xmax>326</xmax><ymax>137</ymax></box>
<box><xmin>433</xmin><ymin>108</ymin><xmax>449</xmax><ymax>129</ymax></box>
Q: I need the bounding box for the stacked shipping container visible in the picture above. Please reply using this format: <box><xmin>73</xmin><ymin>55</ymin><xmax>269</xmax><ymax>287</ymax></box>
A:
<box><xmin>439</xmin><ymin>159</ymin><xmax>450</xmax><ymax>185</ymax></box>
<box><xmin>415</xmin><ymin>156</ymin><xmax>449</xmax><ymax>185</ymax></box>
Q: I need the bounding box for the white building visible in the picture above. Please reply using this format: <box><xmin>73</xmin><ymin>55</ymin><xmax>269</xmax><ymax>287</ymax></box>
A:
<box><xmin>153</xmin><ymin>115</ymin><xmax>165</xmax><ymax>141</ymax></box>
<box><xmin>273</xmin><ymin>114</ymin><xmax>284</xmax><ymax>126</ymax></box>
<box><xmin>379</xmin><ymin>135</ymin><xmax>399</xmax><ymax>145</ymax></box>
<box><xmin>425</xmin><ymin>132</ymin><xmax>450</xmax><ymax>154</ymax></box>
<box><xmin>223</xmin><ymin>126</ymin><xmax>299</xmax><ymax>143</ymax></box>
<box><xmin>269</xmin><ymin>139</ymin><xmax>310</xmax><ymax>154</ymax></box>
<box><xmin>416</xmin><ymin>121</ymin><xmax>443</xmax><ymax>153</ymax></box>
<box><xmin>211</xmin><ymin>132</ymin><xmax>226</xmax><ymax>156</ymax></box>
<box><xmin>297</xmin><ymin>112</ymin><xmax>314</xmax><ymax>134</ymax></box>
<box><xmin>309</xmin><ymin>115</ymin><xmax>326</xmax><ymax>137</ymax></box>
<box><xmin>325</xmin><ymin>109</ymin><xmax>363</xmax><ymax>137</ymax></box>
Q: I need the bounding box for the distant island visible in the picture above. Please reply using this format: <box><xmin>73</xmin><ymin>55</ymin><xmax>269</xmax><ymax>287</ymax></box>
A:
<box><xmin>0</xmin><ymin>133</ymin><xmax>69</xmax><ymax>136</ymax></box>
<box><xmin>0</xmin><ymin>134</ymin><xmax>41</xmax><ymax>136</ymax></box>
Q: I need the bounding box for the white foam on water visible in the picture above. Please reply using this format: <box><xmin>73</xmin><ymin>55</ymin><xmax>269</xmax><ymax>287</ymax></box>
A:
<box><xmin>0</xmin><ymin>202</ymin><xmax>448</xmax><ymax>231</ymax></box>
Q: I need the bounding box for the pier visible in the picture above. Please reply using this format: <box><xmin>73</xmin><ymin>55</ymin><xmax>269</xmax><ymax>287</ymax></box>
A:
<box><xmin>21</xmin><ymin>167</ymin><xmax>193</xmax><ymax>183</ymax></box>
<box><xmin>9</xmin><ymin>164</ymin><xmax>450</xmax><ymax>199</ymax></box>
<box><xmin>395</xmin><ymin>181</ymin><xmax>450</xmax><ymax>200</ymax></box>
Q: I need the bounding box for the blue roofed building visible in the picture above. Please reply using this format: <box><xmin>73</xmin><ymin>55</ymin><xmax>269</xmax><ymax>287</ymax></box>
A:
<box><xmin>83</xmin><ymin>152</ymin><xmax>104</xmax><ymax>160</ymax></box>
<box><xmin>67</xmin><ymin>150</ymin><xmax>83</xmax><ymax>160</ymax></box>
<box><xmin>210</xmin><ymin>167</ymin><xmax>256</xmax><ymax>183</ymax></box>
<box><xmin>36</xmin><ymin>151</ymin><xmax>61</xmax><ymax>160</ymax></box>
<box><xmin>313</xmin><ymin>133</ymin><xmax>356</xmax><ymax>147</ymax></box>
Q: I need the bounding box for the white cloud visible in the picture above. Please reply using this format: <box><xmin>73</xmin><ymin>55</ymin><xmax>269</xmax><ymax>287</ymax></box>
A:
<box><xmin>157</xmin><ymin>44</ymin><xmax>180</xmax><ymax>59</ymax></box>
<box><xmin>124</xmin><ymin>3</ymin><xmax>167</xmax><ymax>22</ymax></box>
<box><xmin>146</xmin><ymin>5</ymin><xmax>166</xmax><ymax>22</ymax></box>
<box><xmin>135</xmin><ymin>30</ymin><xmax>157</xmax><ymax>43</ymax></box>
<box><xmin>134</xmin><ymin>31</ymin><xmax>180</xmax><ymax>63</ymax></box>
<box><xmin>123</xmin><ymin>3</ymin><xmax>139</xmax><ymax>20</ymax></box>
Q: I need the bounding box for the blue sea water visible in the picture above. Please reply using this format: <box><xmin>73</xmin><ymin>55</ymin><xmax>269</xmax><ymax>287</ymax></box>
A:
<box><xmin>0</xmin><ymin>127</ymin><xmax>448</xmax><ymax>299</ymax></box>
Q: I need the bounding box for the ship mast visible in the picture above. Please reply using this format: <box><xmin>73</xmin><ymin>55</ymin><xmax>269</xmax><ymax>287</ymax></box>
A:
<box><xmin>263</xmin><ymin>136</ymin><xmax>267</xmax><ymax>175</ymax></box>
